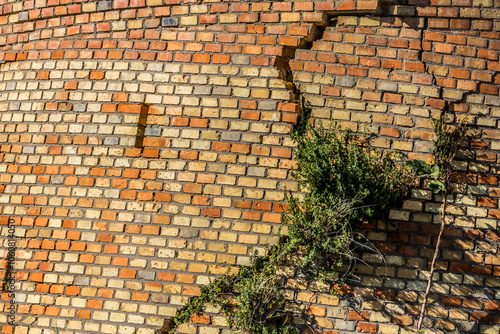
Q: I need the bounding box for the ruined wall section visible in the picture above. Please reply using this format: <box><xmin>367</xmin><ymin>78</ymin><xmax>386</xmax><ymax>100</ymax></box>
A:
<box><xmin>0</xmin><ymin>0</ymin><xmax>499</xmax><ymax>334</ymax></box>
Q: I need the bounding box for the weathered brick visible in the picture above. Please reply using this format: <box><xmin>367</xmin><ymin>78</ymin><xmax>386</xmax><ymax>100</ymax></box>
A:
<box><xmin>0</xmin><ymin>2</ymin><xmax>498</xmax><ymax>334</ymax></box>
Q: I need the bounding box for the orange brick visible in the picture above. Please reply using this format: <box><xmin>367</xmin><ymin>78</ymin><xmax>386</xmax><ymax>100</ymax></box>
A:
<box><xmin>79</xmin><ymin>254</ymin><xmax>94</xmax><ymax>263</ymax></box>
<box><xmin>193</xmin><ymin>54</ymin><xmax>211</xmax><ymax>63</ymax></box>
<box><xmin>98</xmin><ymin>289</ymin><xmax>114</xmax><ymax>298</ymax></box>
<box><xmin>192</xmin><ymin>314</ymin><xmax>210</xmax><ymax>324</ymax></box>
<box><xmin>184</xmin><ymin>184</ymin><xmax>202</xmax><ymax>194</ymax></box>
<box><xmin>143</xmin><ymin>149</ymin><xmax>159</xmax><ymax>158</ymax></box>
<box><xmin>271</xmin><ymin>147</ymin><xmax>292</xmax><ymax>158</ymax></box>
<box><xmin>31</xmin><ymin>305</ymin><xmax>46</xmax><ymax>315</ymax></box>
<box><xmin>119</xmin><ymin>269</ymin><xmax>136</xmax><ymax>279</ymax></box>
<box><xmin>158</xmin><ymin>272</ymin><xmax>175</xmax><ymax>281</ymax></box>
<box><xmin>380</xmin><ymin>127</ymin><xmax>401</xmax><ymax>137</ymax></box>
<box><xmin>101</xmin><ymin>211</ymin><xmax>117</xmax><ymax>220</ymax></box>
<box><xmin>357</xmin><ymin>323</ymin><xmax>377</xmax><ymax>333</ymax></box>
<box><xmin>132</xmin><ymin>292</ymin><xmax>149</xmax><ymax>302</ymax></box>
<box><xmin>202</xmin><ymin>208</ymin><xmax>221</xmax><ymax>218</ymax></box>
<box><xmin>242</xmin><ymin>211</ymin><xmax>261</xmax><ymax>221</ymax></box>
<box><xmin>189</xmin><ymin>118</ymin><xmax>209</xmax><ymax>127</ymax></box>
<box><xmin>306</xmin><ymin>305</ymin><xmax>326</xmax><ymax>317</ymax></box>
<box><xmin>37</xmin><ymin>71</ymin><xmax>50</xmax><ymax>80</ymax></box>
<box><xmin>87</xmin><ymin>300</ymin><xmax>103</xmax><ymax>310</ymax></box>
<box><xmin>66</xmin><ymin>286</ymin><xmax>81</xmax><ymax>296</ymax></box>
<box><xmin>77</xmin><ymin>310</ymin><xmax>91</xmax><ymax>319</ymax></box>
<box><xmin>141</xmin><ymin>170</ymin><xmax>157</xmax><ymax>179</ymax></box>
<box><xmin>231</xmin><ymin>144</ymin><xmax>250</xmax><ymax>154</ymax></box>
<box><xmin>30</xmin><ymin>273</ymin><xmax>44</xmax><ymax>282</ymax></box>
<box><xmin>142</xmin><ymin>226</ymin><xmax>160</xmax><ymax>235</ymax></box>
<box><xmin>180</xmin><ymin>151</ymin><xmax>199</xmax><ymax>160</ymax></box>
<box><xmin>349</xmin><ymin>310</ymin><xmax>369</xmax><ymax>321</ymax></box>
<box><xmin>101</xmin><ymin>104</ymin><xmax>117</xmax><ymax>113</ymax></box>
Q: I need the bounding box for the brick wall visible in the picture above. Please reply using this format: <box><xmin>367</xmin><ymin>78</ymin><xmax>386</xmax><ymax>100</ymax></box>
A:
<box><xmin>0</xmin><ymin>0</ymin><xmax>499</xmax><ymax>333</ymax></box>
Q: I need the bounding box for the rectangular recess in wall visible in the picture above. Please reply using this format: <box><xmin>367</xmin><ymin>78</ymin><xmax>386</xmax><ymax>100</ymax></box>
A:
<box><xmin>134</xmin><ymin>104</ymin><xmax>150</xmax><ymax>148</ymax></box>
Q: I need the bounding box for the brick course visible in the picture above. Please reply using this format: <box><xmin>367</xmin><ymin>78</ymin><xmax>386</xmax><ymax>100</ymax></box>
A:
<box><xmin>0</xmin><ymin>0</ymin><xmax>499</xmax><ymax>333</ymax></box>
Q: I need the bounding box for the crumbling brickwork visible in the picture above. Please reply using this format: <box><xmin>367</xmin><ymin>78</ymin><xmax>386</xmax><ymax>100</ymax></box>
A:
<box><xmin>0</xmin><ymin>0</ymin><xmax>499</xmax><ymax>333</ymax></box>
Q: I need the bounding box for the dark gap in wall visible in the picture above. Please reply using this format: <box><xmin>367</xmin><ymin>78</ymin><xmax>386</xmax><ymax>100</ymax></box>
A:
<box><xmin>135</xmin><ymin>104</ymin><xmax>150</xmax><ymax>150</ymax></box>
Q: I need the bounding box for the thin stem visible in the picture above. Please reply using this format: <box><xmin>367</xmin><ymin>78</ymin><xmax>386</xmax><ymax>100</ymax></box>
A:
<box><xmin>415</xmin><ymin>193</ymin><xmax>447</xmax><ymax>333</ymax></box>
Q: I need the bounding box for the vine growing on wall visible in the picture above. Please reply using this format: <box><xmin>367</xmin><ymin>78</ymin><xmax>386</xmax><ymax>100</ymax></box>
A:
<box><xmin>156</xmin><ymin>95</ymin><xmax>413</xmax><ymax>334</ymax></box>
<box><xmin>407</xmin><ymin>111</ymin><xmax>469</xmax><ymax>333</ymax></box>
<box><xmin>157</xmin><ymin>248</ymin><xmax>294</xmax><ymax>334</ymax></box>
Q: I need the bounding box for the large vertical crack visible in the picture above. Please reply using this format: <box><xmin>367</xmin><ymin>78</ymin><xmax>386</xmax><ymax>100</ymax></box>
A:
<box><xmin>274</xmin><ymin>20</ymin><xmax>331</xmax><ymax>96</ymax></box>
<box><xmin>272</xmin><ymin>6</ymin><xmax>384</xmax><ymax>131</ymax></box>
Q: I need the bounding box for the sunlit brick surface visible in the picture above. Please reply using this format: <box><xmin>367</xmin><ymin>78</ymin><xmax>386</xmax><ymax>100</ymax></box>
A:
<box><xmin>0</xmin><ymin>0</ymin><xmax>499</xmax><ymax>333</ymax></box>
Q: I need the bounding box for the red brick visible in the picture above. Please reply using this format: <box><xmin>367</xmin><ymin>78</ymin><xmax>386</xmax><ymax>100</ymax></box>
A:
<box><xmin>202</xmin><ymin>208</ymin><xmax>221</xmax><ymax>218</ymax></box>
<box><xmin>479</xmin><ymin>175</ymin><xmax>498</xmax><ymax>185</ymax></box>
<box><xmin>382</xmin><ymin>59</ymin><xmax>403</xmax><ymax>70</ymax></box>
<box><xmin>471</xmin><ymin>312</ymin><xmax>490</xmax><ymax>322</ymax></box>
<box><xmin>349</xmin><ymin>310</ymin><xmax>369</xmax><ymax>321</ymax></box>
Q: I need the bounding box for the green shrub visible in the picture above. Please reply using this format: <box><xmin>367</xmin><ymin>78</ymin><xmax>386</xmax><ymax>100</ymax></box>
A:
<box><xmin>282</xmin><ymin>122</ymin><xmax>412</xmax><ymax>274</ymax></box>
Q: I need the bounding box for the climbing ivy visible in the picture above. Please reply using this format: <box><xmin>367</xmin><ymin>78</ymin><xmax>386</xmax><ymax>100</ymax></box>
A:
<box><xmin>158</xmin><ymin>253</ymin><xmax>294</xmax><ymax>334</ymax></box>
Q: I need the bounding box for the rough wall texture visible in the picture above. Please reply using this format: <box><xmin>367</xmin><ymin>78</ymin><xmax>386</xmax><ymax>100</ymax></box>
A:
<box><xmin>0</xmin><ymin>0</ymin><xmax>499</xmax><ymax>333</ymax></box>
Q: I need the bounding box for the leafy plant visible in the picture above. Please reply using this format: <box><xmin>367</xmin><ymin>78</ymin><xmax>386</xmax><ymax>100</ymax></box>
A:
<box><xmin>432</xmin><ymin>111</ymin><xmax>468</xmax><ymax>182</ymax></box>
<box><xmin>406</xmin><ymin>112</ymin><xmax>468</xmax><ymax>196</ymax></box>
<box><xmin>405</xmin><ymin>159</ymin><xmax>445</xmax><ymax>194</ymax></box>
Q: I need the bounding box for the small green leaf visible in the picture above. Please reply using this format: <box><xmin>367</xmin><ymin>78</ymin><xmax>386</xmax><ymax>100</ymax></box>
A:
<box><xmin>405</xmin><ymin>159</ymin><xmax>432</xmax><ymax>176</ymax></box>
<box><xmin>429</xmin><ymin>180</ymin><xmax>446</xmax><ymax>193</ymax></box>
<box><xmin>429</xmin><ymin>165</ymin><xmax>440</xmax><ymax>179</ymax></box>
